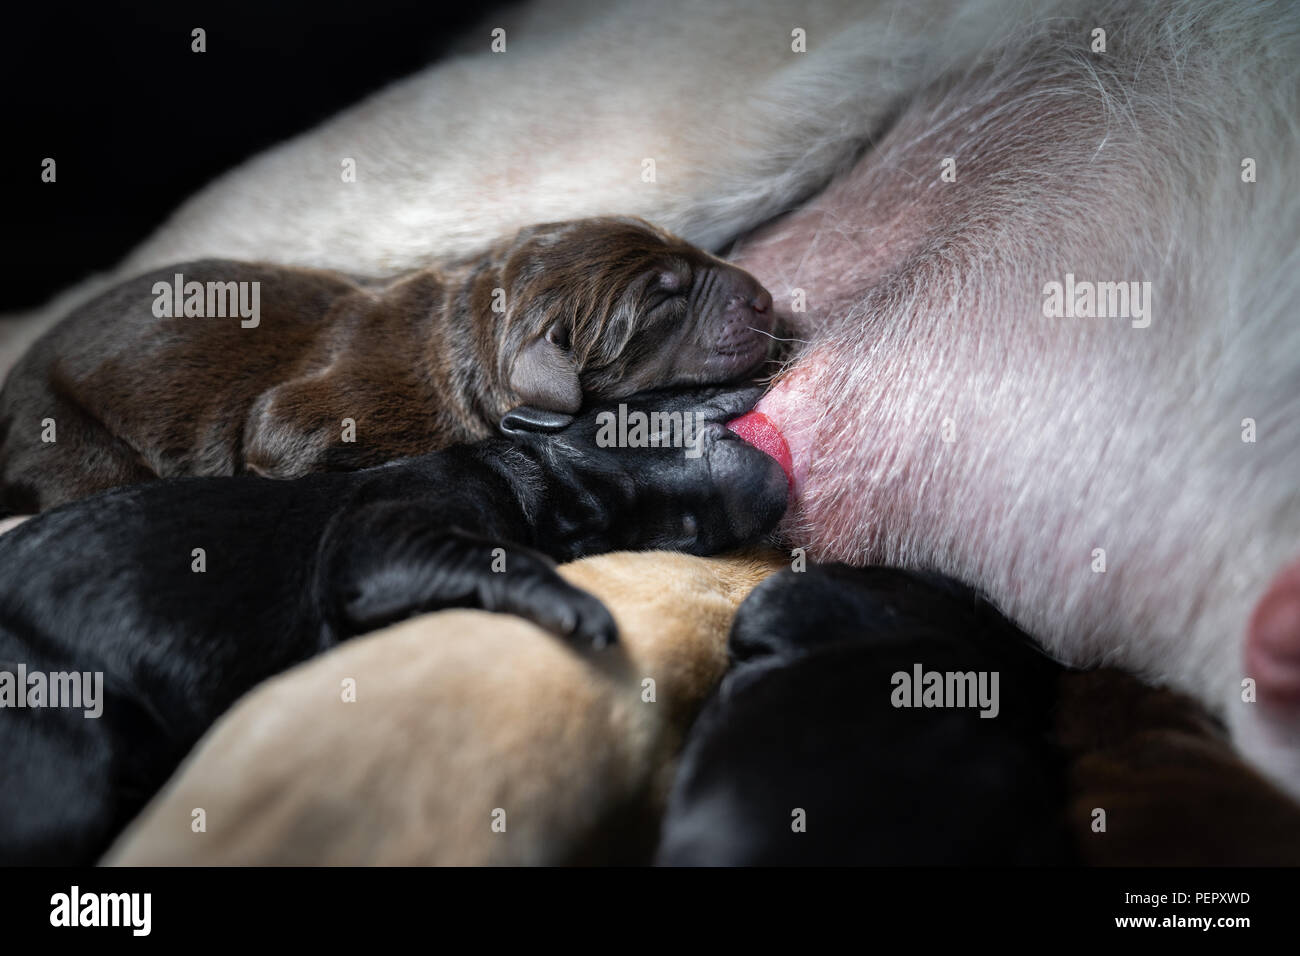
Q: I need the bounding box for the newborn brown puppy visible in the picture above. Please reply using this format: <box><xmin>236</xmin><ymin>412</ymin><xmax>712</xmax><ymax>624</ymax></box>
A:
<box><xmin>0</xmin><ymin>217</ymin><xmax>773</xmax><ymax>511</ymax></box>
<box><xmin>104</xmin><ymin>549</ymin><xmax>785</xmax><ymax>866</ymax></box>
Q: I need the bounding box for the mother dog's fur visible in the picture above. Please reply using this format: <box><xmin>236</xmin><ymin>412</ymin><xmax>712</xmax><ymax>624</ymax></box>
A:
<box><xmin>1</xmin><ymin>0</ymin><xmax>1058</xmax><ymax>375</ymax></box>
<box><xmin>738</xmin><ymin>0</ymin><xmax>1300</xmax><ymax>795</ymax></box>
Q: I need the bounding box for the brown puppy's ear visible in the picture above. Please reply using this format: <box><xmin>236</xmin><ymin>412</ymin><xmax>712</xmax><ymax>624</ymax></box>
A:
<box><xmin>509</xmin><ymin>329</ymin><xmax>582</xmax><ymax>413</ymax></box>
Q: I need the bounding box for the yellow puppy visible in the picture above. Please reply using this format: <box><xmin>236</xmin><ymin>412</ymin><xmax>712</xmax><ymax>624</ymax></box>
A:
<box><xmin>104</xmin><ymin>549</ymin><xmax>784</xmax><ymax>865</ymax></box>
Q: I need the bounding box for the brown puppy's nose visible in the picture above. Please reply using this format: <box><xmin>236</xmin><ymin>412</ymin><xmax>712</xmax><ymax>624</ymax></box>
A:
<box><xmin>722</xmin><ymin>272</ymin><xmax>773</xmax><ymax>317</ymax></box>
<box><xmin>721</xmin><ymin>275</ymin><xmax>775</xmax><ymax>339</ymax></box>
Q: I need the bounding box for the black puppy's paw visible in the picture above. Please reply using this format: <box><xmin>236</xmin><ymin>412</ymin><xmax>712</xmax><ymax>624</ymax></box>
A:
<box><xmin>485</xmin><ymin>559</ymin><xmax>618</xmax><ymax>649</ymax></box>
<box><xmin>327</xmin><ymin>521</ymin><xmax>617</xmax><ymax>649</ymax></box>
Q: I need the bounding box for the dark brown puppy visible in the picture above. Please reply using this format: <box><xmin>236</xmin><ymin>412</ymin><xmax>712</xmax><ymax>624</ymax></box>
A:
<box><xmin>1059</xmin><ymin>669</ymin><xmax>1300</xmax><ymax>865</ymax></box>
<box><xmin>0</xmin><ymin>217</ymin><xmax>774</xmax><ymax>511</ymax></box>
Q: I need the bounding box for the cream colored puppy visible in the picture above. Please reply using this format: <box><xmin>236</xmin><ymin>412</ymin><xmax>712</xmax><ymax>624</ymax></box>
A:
<box><xmin>105</xmin><ymin>550</ymin><xmax>784</xmax><ymax>866</ymax></box>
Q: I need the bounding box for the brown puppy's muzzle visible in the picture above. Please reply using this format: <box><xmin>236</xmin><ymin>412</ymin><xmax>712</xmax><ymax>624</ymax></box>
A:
<box><xmin>697</xmin><ymin>266</ymin><xmax>775</xmax><ymax>377</ymax></box>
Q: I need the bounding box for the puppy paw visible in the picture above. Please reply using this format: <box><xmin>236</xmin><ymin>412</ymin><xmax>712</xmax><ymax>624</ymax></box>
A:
<box><xmin>329</xmin><ymin>527</ymin><xmax>618</xmax><ymax>649</ymax></box>
<box><xmin>490</xmin><ymin>565</ymin><xmax>619</xmax><ymax>649</ymax></box>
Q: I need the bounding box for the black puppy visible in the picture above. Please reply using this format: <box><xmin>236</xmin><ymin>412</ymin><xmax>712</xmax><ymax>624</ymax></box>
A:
<box><xmin>655</xmin><ymin>565</ymin><xmax>1075</xmax><ymax>865</ymax></box>
<box><xmin>0</xmin><ymin>386</ymin><xmax>786</xmax><ymax>865</ymax></box>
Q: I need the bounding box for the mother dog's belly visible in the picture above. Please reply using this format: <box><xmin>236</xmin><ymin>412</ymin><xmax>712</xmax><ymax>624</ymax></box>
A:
<box><xmin>734</xmin><ymin>6</ymin><xmax>1300</xmax><ymax>718</ymax></box>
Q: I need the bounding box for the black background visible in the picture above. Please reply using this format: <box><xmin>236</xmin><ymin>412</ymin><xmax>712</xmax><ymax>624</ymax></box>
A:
<box><xmin>3</xmin><ymin>0</ymin><xmax>507</xmax><ymax>312</ymax></box>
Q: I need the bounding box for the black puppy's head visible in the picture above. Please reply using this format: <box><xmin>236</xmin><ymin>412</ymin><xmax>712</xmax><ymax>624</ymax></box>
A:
<box><xmin>501</xmin><ymin>385</ymin><xmax>787</xmax><ymax>559</ymax></box>
<box><xmin>497</xmin><ymin>218</ymin><xmax>774</xmax><ymax>414</ymax></box>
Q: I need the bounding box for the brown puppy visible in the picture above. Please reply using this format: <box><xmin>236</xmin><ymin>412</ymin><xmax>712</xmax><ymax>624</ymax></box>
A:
<box><xmin>0</xmin><ymin>217</ymin><xmax>773</xmax><ymax>511</ymax></box>
<box><xmin>1059</xmin><ymin>669</ymin><xmax>1300</xmax><ymax>865</ymax></box>
<box><xmin>104</xmin><ymin>549</ymin><xmax>786</xmax><ymax>866</ymax></box>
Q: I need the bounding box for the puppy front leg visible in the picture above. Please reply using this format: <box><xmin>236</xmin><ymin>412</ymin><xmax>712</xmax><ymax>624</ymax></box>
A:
<box><xmin>320</xmin><ymin>510</ymin><xmax>617</xmax><ymax>648</ymax></box>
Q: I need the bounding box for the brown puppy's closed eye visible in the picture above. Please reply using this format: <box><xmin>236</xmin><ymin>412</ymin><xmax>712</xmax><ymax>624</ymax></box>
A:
<box><xmin>0</xmin><ymin>217</ymin><xmax>774</xmax><ymax>511</ymax></box>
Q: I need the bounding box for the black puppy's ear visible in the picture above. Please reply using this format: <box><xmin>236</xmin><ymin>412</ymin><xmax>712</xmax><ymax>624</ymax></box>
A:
<box><xmin>509</xmin><ymin>330</ymin><xmax>582</xmax><ymax>414</ymax></box>
<box><xmin>500</xmin><ymin>405</ymin><xmax>575</xmax><ymax>435</ymax></box>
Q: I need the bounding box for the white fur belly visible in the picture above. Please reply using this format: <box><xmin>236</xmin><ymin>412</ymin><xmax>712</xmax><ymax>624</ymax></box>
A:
<box><xmin>740</xmin><ymin>1</ymin><xmax>1300</xmax><ymax>717</ymax></box>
